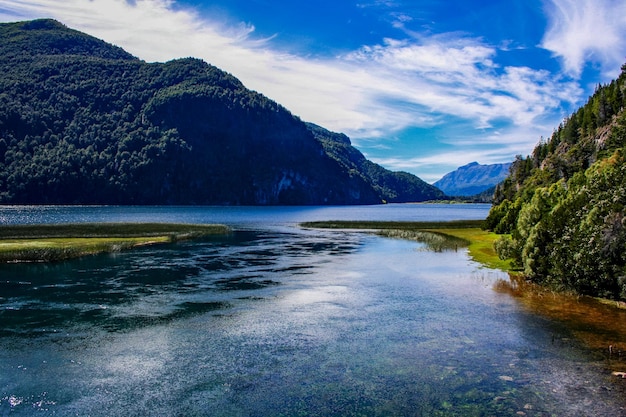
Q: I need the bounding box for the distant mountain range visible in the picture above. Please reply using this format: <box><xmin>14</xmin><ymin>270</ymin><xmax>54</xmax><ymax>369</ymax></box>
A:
<box><xmin>0</xmin><ymin>19</ymin><xmax>443</xmax><ymax>205</ymax></box>
<box><xmin>433</xmin><ymin>162</ymin><xmax>511</xmax><ymax>197</ymax></box>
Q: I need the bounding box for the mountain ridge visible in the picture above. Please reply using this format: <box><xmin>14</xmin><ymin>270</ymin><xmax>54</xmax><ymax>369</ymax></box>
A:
<box><xmin>0</xmin><ymin>19</ymin><xmax>443</xmax><ymax>205</ymax></box>
<box><xmin>433</xmin><ymin>161</ymin><xmax>511</xmax><ymax>197</ymax></box>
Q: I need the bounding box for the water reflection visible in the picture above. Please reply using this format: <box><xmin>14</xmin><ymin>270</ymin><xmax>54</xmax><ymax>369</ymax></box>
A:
<box><xmin>1</xmin><ymin>228</ymin><xmax>626</xmax><ymax>416</ymax></box>
<box><xmin>0</xmin><ymin>230</ymin><xmax>362</xmax><ymax>335</ymax></box>
<box><xmin>495</xmin><ymin>274</ymin><xmax>626</xmax><ymax>371</ymax></box>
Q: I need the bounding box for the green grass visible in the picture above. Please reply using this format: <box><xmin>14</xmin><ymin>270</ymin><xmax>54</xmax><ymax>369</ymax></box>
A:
<box><xmin>300</xmin><ymin>219</ymin><xmax>485</xmax><ymax>230</ymax></box>
<box><xmin>300</xmin><ymin>220</ymin><xmax>516</xmax><ymax>273</ymax></box>
<box><xmin>426</xmin><ymin>228</ymin><xmax>515</xmax><ymax>272</ymax></box>
<box><xmin>373</xmin><ymin>229</ymin><xmax>468</xmax><ymax>252</ymax></box>
<box><xmin>0</xmin><ymin>223</ymin><xmax>229</xmax><ymax>263</ymax></box>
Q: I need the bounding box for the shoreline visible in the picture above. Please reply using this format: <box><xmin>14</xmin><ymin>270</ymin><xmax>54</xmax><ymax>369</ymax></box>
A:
<box><xmin>301</xmin><ymin>219</ymin><xmax>626</xmax><ymax>368</ymax></box>
<box><xmin>300</xmin><ymin>219</ymin><xmax>515</xmax><ymax>273</ymax></box>
<box><xmin>0</xmin><ymin>223</ymin><xmax>230</xmax><ymax>263</ymax></box>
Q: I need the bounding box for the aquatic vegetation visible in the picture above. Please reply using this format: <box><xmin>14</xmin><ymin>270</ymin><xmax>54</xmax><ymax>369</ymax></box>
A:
<box><xmin>494</xmin><ymin>273</ymin><xmax>626</xmax><ymax>370</ymax></box>
<box><xmin>429</xmin><ymin>227</ymin><xmax>516</xmax><ymax>272</ymax></box>
<box><xmin>375</xmin><ymin>229</ymin><xmax>467</xmax><ymax>252</ymax></box>
<box><xmin>301</xmin><ymin>220</ymin><xmax>514</xmax><ymax>272</ymax></box>
<box><xmin>0</xmin><ymin>223</ymin><xmax>229</xmax><ymax>262</ymax></box>
<box><xmin>301</xmin><ymin>219</ymin><xmax>485</xmax><ymax>230</ymax></box>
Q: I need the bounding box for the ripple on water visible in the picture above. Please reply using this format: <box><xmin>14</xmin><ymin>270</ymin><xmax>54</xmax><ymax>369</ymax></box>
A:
<box><xmin>2</xmin><ymin>227</ymin><xmax>626</xmax><ymax>416</ymax></box>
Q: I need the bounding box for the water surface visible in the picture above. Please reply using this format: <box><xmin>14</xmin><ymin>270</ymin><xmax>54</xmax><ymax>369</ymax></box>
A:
<box><xmin>1</xmin><ymin>205</ymin><xmax>625</xmax><ymax>416</ymax></box>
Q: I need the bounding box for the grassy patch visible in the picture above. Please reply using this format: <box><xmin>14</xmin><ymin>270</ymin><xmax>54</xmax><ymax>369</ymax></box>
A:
<box><xmin>300</xmin><ymin>220</ymin><xmax>485</xmax><ymax>230</ymax></box>
<box><xmin>0</xmin><ymin>223</ymin><xmax>229</xmax><ymax>263</ymax></box>
<box><xmin>374</xmin><ymin>229</ymin><xmax>468</xmax><ymax>252</ymax></box>
<box><xmin>301</xmin><ymin>220</ymin><xmax>515</xmax><ymax>273</ymax></box>
<box><xmin>425</xmin><ymin>228</ymin><xmax>515</xmax><ymax>272</ymax></box>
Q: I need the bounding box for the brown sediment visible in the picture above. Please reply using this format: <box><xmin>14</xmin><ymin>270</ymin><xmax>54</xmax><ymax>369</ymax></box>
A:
<box><xmin>495</xmin><ymin>273</ymin><xmax>626</xmax><ymax>370</ymax></box>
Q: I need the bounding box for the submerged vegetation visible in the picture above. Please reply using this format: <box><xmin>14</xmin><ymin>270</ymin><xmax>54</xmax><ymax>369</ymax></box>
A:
<box><xmin>303</xmin><ymin>219</ymin><xmax>626</xmax><ymax>368</ymax></box>
<box><xmin>0</xmin><ymin>223</ymin><xmax>229</xmax><ymax>262</ymax></box>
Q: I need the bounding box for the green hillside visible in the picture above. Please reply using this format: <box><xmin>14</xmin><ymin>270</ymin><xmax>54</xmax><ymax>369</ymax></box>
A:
<box><xmin>0</xmin><ymin>19</ymin><xmax>442</xmax><ymax>205</ymax></box>
<box><xmin>485</xmin><ymin>64</ymin><xmax>626</xmax><ymax>300</ymax></box>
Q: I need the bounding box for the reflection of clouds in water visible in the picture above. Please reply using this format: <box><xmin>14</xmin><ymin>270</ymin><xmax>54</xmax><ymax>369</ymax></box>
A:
<box><xmin>0</xmin><ymin>229</ymin><xmax>364</xmax><ymax>334</ymax></box>
<box><xmin>284</xmin><ymin>284</ymin><xmax>353</xmax><ymax>306</ymax></box>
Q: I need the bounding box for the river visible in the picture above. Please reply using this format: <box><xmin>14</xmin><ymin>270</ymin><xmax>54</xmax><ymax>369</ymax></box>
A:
<box><xmin>0</xmin><ymin>205</ymin><xmax>625</xmax><ymax>416</ymax></box>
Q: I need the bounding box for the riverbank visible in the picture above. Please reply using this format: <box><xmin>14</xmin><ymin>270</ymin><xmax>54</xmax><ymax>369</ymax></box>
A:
<box><xmin>300</xmin><ymin>220</ymin><xmax>516</xmax><ymax>273</ymax></box>
<box><xmin>302</xmin><ymin>220</ymin><xmax>626</xmax><ymax>370</ymax></box>
<box><xmin>0</xmin><ymin>223</ymin><xmax>229</xmax><ymax>263</ymax></box>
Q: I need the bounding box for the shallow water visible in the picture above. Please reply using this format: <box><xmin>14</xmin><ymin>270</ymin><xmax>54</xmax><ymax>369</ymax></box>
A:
<box><xmin>1</xmin><ymin>206</ymin><xmax>625</xmax><ymax>416</ymax></box>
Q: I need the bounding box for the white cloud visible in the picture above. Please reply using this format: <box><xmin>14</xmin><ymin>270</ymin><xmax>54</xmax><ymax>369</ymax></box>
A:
<box><xmin>541</xmin><ymin>0</ymin><xmax>626</xmax><ymax>78</ymax></box>
<box><xmin>368</xmin><ymin>124</ymin><xmax>548</xmax><ymax>183</ymax></box>
<box><xmin>343</xmin><ymin>38</ymin><xmax>581</xmax><ymax>130</ymax></box>
<box><xmin>370</xmin><ymin>151</ymin><xmax>500</xmax><ymax>183</ymax></box>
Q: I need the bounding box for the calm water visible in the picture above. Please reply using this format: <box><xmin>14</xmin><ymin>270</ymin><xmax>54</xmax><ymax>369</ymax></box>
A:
<box><xmin>1</xmin><ymin>205</ymin><xmax>625</xmax><ymax>416</ymax></box>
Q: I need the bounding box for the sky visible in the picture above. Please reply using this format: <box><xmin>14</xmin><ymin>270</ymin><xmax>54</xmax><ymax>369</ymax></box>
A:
<box><xmin>1</xmin><ymin>0</ymin><xmax>626</xmax><ymax>182</ymax></box>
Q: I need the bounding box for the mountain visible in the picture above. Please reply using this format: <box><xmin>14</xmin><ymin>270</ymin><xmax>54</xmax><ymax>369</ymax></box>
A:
<box><xmin>0</xmin><ymin>19</ymin><xmax>443</xmax><ymax>205</ymax></box>
<box><xmin>433</xmin><ymin>161</ymin><xmax>511</xmax><ymax>197</ymax></box>
<box><xmin>307</xmin><ymin>123</ymin><xmax>444</xmax><ymax>203</ymax></box>
<box><xmin>485</xmin><ymin>63</ymin><xmax>626</xmax><ymax>300</ymax></box>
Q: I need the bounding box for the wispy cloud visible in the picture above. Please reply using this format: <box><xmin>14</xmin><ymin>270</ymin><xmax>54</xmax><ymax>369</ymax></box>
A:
<box><xmin>367</xmin><ymin>122</ymin><xmax>553</xmax><ymax>183</ymax></box>
<box><xmin>541</xmin><ymin>0</ymin><xmax>626</xmax><ymax>78</ymax></box>
<box><xmin>369</xmin><ymin>151</ymin><xmax>505</xmax><ymax>183</ymax></box>
<box><xmin>343</xmin><ymin>37</ymin><xmax>581</xmax><ymax>129</ymax></box>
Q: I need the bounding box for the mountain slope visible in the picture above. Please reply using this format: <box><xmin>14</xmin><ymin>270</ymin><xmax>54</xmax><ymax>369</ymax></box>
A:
<box><xmin>485</xmin><ymin>63</ymin><xmax>626</xmax><ymax>300</ymax></box>
<box><xmin>307</xmin><ymin>123</ymin><xmax>444</xmax><ymax>203</ymax></box>
<box><xmin>433</xmin><ymin>161</ymin><xmax>511</xmax><ymax>196</ymax></box>
<box><xmin>0</xmin><ymin>19</ymin><xmax>439</xmax><ymax>205</ymax></box>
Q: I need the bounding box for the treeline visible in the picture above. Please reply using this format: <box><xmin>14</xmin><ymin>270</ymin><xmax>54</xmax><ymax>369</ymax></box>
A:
<box><xmin>485</xmin><ymin>64</ymin><xmax>626</xmax><ymax>300</ymax></box>
<box><xmin>0</xmin><ymin>19</ymin><xmax>442</xmax><ymax>205</ymax></box>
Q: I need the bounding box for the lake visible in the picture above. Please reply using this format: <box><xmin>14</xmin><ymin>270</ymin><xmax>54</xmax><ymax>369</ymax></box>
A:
<box><xmin>1</xmin><ymin>204</ymin><xmax>625</xmax><ymax>416</ymax></box>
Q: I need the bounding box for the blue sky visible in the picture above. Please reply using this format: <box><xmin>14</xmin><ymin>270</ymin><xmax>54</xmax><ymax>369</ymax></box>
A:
<box><xmin>2</xmin><ymin>0</ymin><xmax>626</xmax><ymax>182</ymax></box>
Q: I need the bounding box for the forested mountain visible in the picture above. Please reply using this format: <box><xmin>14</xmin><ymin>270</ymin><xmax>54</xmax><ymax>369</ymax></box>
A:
<box><xmin>307</xmin><ymin>123</ymin><xmax>444</xmax><ymax>203</ymax></box>
<box><xmin>0</xmin><ymin>19</ymin><xmax>442</xmax><ymax>205</ymax></box>
<box><xmin>433</xmin><ymin>161</ymin><xmax>511</xmax><ymax>197</ymax></box>
<box><xmin>485</xmin><ymin>64</ymin><xmax>626</xmax><ymax>300</ymax></box>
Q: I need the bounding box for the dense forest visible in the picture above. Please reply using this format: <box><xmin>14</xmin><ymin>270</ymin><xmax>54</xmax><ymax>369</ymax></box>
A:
<box><xmin>485</xmin><ymin>64</ymin><xmax>626</xmax><ymax>300</ymax></box>
<box><xmin>0</xmin><ymin>19</ymin><xmax>443</xmax><ymax>205</ymax></box>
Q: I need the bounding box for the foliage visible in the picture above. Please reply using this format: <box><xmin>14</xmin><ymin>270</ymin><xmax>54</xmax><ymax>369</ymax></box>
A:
<box><xmin>0</xmin><ymin>19</ymin><xmax>440</xmax><ymax>205</ymax></box>
<box><xmin>488</xmin><ymin>63</ymin><xmax>626</xmax><ymax>299</ymax></box>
